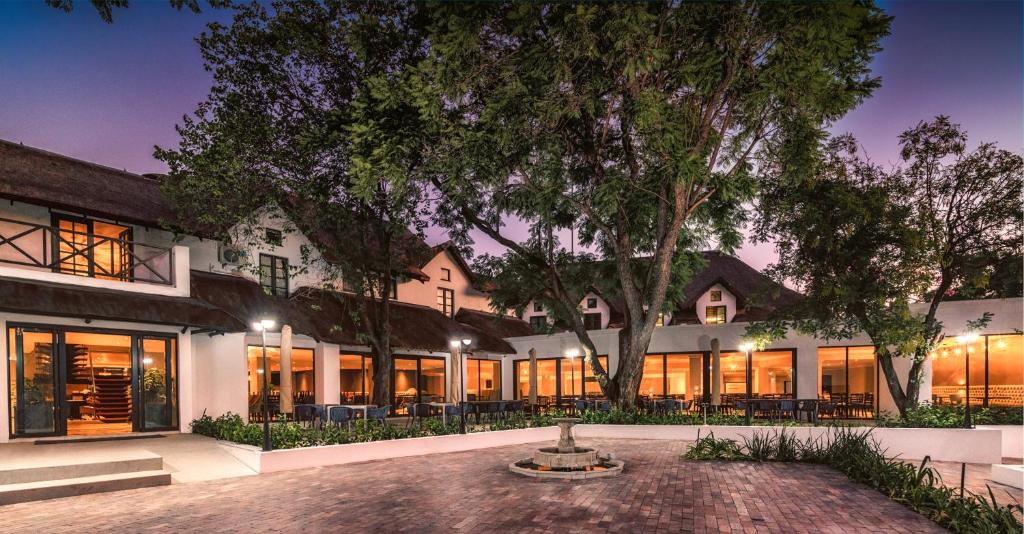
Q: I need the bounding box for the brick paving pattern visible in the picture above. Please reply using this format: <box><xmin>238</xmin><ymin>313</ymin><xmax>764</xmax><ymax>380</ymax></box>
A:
<box><xmin>2</xmin><ymin>439</ymin><xmax>950</xmax><ymax>533</ymax></box>
<box><xmin>929</xmin><ymin>458</ymin><xmax>1022</xmax><ymax>510</ymax></box>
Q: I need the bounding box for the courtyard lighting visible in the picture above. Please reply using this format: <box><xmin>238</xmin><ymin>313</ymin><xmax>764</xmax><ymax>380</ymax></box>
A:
<box><xmin>451</xmin><ymin>337</ymin><xmax>473</xmax><ymax>434</ymax></box>
<box><xmin>956</xmin><ymin>332</ymin><xmax>979</xmax><ymax>429</ymax></box>
<box><xmin>253</xmin><ymin>318</ymin><xmax>277</xmax><ymax>451</ymax></box>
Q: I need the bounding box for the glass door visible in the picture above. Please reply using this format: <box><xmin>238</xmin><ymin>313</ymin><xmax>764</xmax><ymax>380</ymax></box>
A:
<box><xmin>139</xmin><ymin>336</ymin><xmax>177</xmax><ymax>430</ymax></box>
<box><xmin>7</xmin><ymin>327</ymin><xmax>59</xmax><ymax>436</ymax></box>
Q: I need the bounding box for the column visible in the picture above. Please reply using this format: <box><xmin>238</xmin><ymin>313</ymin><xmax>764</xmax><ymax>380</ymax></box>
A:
<box><xmin>315</xmin><ymin>342</ymin><xmax>341</xmax><ymax>404</ymax></box>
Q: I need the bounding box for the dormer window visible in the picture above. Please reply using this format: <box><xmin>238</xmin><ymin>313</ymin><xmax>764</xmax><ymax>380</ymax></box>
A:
<box><xmin>533</xmin><ymin>302</ymin><xmax>543</xmax><ymax>312</ymax></box>
<box><xmin>441</xmin><ymin>267</ymin><xmax>451</xmax><ymax>281</ymax></box>
<box><xmin>586</xmin><ymin>297</ymin><xmax>597</xmax><ymax>309</ymax></box>
<box><xmin>706</xmin><ymin>305</ymin><xmax>726</xmax><ymax>325</ymax></box>
<box><xmin>265</xmin><ymin>228</ymin><xmax>283</xmax><ymax>247</ymax></box>
<box><xmin>709</xmin><ymin>290</ymin><xmax>722</xmax><ymax>302</ymax></box>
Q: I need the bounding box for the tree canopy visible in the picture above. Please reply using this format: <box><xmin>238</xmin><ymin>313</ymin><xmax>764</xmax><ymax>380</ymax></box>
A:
<box><xmin>420</xmin><ymin>1</ymin><xmax>891</xmax><ymax>406</ymax></box>
<box><xmin>752</xmin><ymin>116</ymin><xmax>1023</xmax><ymax>413</ymax></box>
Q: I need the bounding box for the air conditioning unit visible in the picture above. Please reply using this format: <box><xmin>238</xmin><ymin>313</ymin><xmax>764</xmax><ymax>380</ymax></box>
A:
<box><xmin>218</xmin><ymin>244</ymin><xmax>246</xmax><ymax>265</ymax></box>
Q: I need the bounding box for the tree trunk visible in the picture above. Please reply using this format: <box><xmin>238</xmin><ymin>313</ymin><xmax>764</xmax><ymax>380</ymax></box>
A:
<box><xmin>607</xmin><ymin>322</ymin><xmax>657</xmax><ymax>409</ymax></box>
<box><xmin>370</xmin><ymin>343</ymin><xmax>392</xmax><ymax>408</ymax></box>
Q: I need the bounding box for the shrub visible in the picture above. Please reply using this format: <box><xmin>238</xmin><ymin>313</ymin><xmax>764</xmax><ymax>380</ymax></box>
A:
<box><xmin>683</xmin><ymin>427</ymin><xmax>1023</xmax><ymax>533</ymax></box>
<box><xmin>877</xmin><ymin>403</ymin><xmax>1023</xmax><ymax>428</ymax></box>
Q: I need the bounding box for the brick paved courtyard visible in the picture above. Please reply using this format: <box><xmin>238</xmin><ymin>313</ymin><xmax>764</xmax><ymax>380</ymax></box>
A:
<box><xmin>0</xmin><ymin>438</ymin><xmax>958</xmax><ymax>533</ymax></box>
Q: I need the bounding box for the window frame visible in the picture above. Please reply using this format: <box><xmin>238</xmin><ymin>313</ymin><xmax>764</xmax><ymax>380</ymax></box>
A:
<box><xmin>259</xmin><ymin>253</ymin><xmax>289</xmax><ymax>297</ymax></box>
<box><xmin>529</xmin><ymin>315</ymin><xmax>547</xmax><ymax>332</ymax></box>
<box><xmin>436</xmin><ymin>287</ymin><xmax>455</xmax><ymax>317</ymax></box>
<box><xmin>709</xmin><ymin>290</ymin><xmax>722</xmax><ymax>302</ymax></box>
<box><xmin>586</xmin><ymin>297</ymin><xmax>598</xmax><ymax>309</ymax></box>
<box><xmin>440</xmin><ymin>267</ymin><xmax>451</xmax><ymax>282</ymax></box>
<box><xmin>705</xmin><ymin>305</ymin><xmax>727</xmax><ymax>325</ymax></box>
<box><xmin>583</xmin><ymin>312</ymin><xmax>602</xmax><ymax>330</ymax></box>
<box><xmin>264</xmin><ymin>228</ymin><xmax>283</xmax><ymax>247</ymax></box>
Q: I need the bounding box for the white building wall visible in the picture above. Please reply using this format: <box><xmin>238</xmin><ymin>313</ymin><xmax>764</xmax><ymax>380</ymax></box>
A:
<box><xmin>396</xmin><ymin>249</ymin><xmax>495</xmax><ymax>315</ymax></box>
<box><xmin>191</xmin><ymin>332</ymin><xmax>248</xmax><ymax>421</ymax></box>
<box><xmin>695</xmin><ymin>284</ymin><xmax>736</xmax><ymax>324</ymax></box>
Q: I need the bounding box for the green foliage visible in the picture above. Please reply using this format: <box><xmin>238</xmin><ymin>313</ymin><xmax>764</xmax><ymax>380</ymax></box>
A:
<box><xmin>45</xmin><ymin>0</ymin><xmax>230</xmax><ymax>24</ymax></box>
<box><xmin>142</xmin><ymin>368</ymin><xmax>166</xmax><ymax>403</ymax></box>
<box><xmin>577</xmin><ymin>407</ymin><xmax>745</xmax><ymax>426</ymax></box>
<box><xmin>684</xmin><ymin>428</ymin><xmax>1023</xmax><ymax>533</ymax></box>
<box><xmin>752</xmin><ymin>117</ymin><xmax>1024</xmax><ymax>414</ymax></box>
<box><xmin>423</xmin><ymin>2</ymin><xmax>891</xmax><ymax>404</ymax></box>
<box><xmin>877</xmin><ymin>404</ymin><xmax>1023</xmax><ymax>428</ymax></box>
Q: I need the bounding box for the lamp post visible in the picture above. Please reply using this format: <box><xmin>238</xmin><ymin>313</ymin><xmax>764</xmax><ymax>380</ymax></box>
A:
<box><xmin>739</xmin><ymin>342</ymin><xmax>754</xmax><ymax>425</ymax></box>
<box><xmin>252</xmin><ymin>318</ymin><xmax>276</xmax><ymax>452</ymax></box>
<box><xmin>450</xmin><ymin>337</ymin><xmax>472</xmax><ymax>434</ymax></box>
<box><xmin>956</xmin><ymin>333</ymin><xmax>979</xmax><ymax>429</ymax></box>
<box><xmin>566</xmin><ymin>348</ymin><xmax>579</xmax><ymax>412</ymax></box>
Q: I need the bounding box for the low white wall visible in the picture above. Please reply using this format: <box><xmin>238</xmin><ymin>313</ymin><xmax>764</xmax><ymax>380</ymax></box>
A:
<box><xmin>573</xmin><ymin>424</ymin><xmax>1002</xmax><ymax>464</ymax></box>
<box><xmin>977</xmin><ymin>425</ymin><xmax>1024</xmax><ymax>459</ymax></box>
<box><xmin>221</xmin><ymin>426</ymin><xmax>559</xmax><ymax>473</ymax></box>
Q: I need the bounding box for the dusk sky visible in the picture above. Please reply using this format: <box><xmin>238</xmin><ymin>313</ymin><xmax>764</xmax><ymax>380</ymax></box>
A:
<box><xmin>1</xmin><ymin>1</ymin><xmax>1020</xmax><ymax>270</ymax></box>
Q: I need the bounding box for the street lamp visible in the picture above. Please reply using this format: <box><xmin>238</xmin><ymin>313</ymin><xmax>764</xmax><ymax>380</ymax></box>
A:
<box><xmin>956</xmin><ymin>333</ymin><xmax>980</xmax><ymax>429</ymax></box>
<box><xmin>739</xmin><ymin>342</ymin><xmax>754</xmax><ymax>425</ymax></box>
<box><xmin>450</xmin><ymin>337</ymin><xmax>472</xmax><ymax>434</ymax></box>
<box><xmin>566</xmin><ymin>348</ymin><xmax>579</xmax><ymax>412</ymax></box>
<box><xmin>252</xmin><ymin>318</ymin><xmax>276</xmax><ymax>451</ymax></box>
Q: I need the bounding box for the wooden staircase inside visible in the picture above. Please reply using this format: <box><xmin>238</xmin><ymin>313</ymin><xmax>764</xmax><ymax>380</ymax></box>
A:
<box><xmin>92</xmin><ymin>368</ymin><xmax>131</xmax><ymax>423</ymax></box>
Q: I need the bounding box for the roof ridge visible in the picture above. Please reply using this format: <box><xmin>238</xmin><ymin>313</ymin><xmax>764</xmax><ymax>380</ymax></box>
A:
<box><xmin>0</xmin><ymin>138</ymin><xmax>162</xmax><ymax>185</ymax></box>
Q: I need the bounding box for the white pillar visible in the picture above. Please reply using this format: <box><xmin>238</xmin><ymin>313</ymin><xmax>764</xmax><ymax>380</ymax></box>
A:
<box><xmin>279</xmin><ymin>325</ymin><xmax>293</xmax><ymax>413</ymax></box>
<box><xmin>711</xmin><ymin>338</ymin><xmax>721</xmax><ymax>405</ymax></box>
<box><xmin>177</xmin><ymin>330</ymin><xmax>194</xmax><ymax>431</ymax></box>
<box><xmin>315</xmin><ymin>342</ymin><xmax>340</xmax><ymax>404</ymax></box>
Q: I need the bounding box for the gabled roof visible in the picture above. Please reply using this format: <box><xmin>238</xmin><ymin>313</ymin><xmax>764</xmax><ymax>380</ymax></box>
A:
<box><xmin>191</xmin><ymin>270</ymin><xmax>518</xmax><ymax>353</ymax></box>
<box><xmin>676</xmin><ymin>251</ymin><xmax>801</xmax><ymax>311</ymax></box>
<box><xmin>427</xmin><ymin>241</ymin><xmax>477</xmax><ymax>285</ymax></box>
<box><xmin>0</xmin><ymin>139</ymin><xmax>176</xmax><ymax>227</ymax></box>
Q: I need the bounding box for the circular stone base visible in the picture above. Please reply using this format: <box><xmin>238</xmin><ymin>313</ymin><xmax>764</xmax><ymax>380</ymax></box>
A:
<box><xmin>534</xmin><ymin>447</ymin><xmax>599</xmax><ymax>469</ymax></box>
<box><xmin>509</xmin><ymin>458</ymin><xmax>625</xmax><ymax>480</ymax></box>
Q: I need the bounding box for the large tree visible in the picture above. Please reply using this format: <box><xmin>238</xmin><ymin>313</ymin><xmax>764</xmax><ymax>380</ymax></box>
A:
<box><xmin>419</xmin><ymin>2</ymin><xmax>891</xmax><ymax>407</ymax></box>
<box><xmin>157</xmin><ymin>0</ymin><xmax>431</xmax><ymax>408</ymax></box>
<box><xmin>752</xmin><ymin>116</ymin><xmax>1023</xmax><ymax>415</ymax></box>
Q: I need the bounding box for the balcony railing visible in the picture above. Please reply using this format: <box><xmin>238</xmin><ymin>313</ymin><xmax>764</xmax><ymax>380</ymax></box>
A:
<box><xmin>0</xmin><ymin>216</ymin><xmax>174</xmax><ymax>286</ymax></box>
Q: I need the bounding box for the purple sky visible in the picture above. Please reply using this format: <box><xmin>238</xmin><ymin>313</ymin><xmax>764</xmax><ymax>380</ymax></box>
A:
<box><xmin>1</xmin><ymin>1</ymin><xmax>1020</xmax><ymax>270</ymax></box>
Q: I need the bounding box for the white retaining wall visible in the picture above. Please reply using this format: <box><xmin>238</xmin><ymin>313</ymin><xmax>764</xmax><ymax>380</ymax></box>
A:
<box><xmin>977</xmin><ymin>425</ymin><xmax>1024</xmax><ymax>459</ymax></box>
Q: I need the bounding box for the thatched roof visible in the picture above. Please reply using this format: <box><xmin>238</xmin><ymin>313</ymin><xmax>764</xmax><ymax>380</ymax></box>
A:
<box><xmin>191</xmin><ymin>270</ymin><xmax>517</xmax><ymax>353</ymax></box>
<box><xmin>0</xmin><ymin>276</ymin><xmax>245</xmax><ymax>331</ymax></box>
<box><xmin>670</xmin><ymin>251</ymin><xmax>801</xmax><ymax>324</ymax></box>
<box><xmin>454</xmin><ymin>308</ymin><xmax>534</xmax><ymax>339</ymax></box>
<box><xmin>0</xmin><ymin>140</ymin><xmax>176</xmax><ymax>227</ymax></box>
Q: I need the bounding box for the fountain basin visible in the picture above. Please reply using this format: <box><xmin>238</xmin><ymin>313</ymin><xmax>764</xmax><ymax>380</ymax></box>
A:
<box><xmin>509</xmin><ymin>457</ymin><xmax>625</xmax><ymax>479</ymax></box>
<box><xmin>508</xmin><ymin>417</ymin><xmax>624</xmax><ymax>479</ymax></box>
<box><xmin>534</xmin><ymin>447</ymin><xmax>599</xmax><ymax>469</ymax></box>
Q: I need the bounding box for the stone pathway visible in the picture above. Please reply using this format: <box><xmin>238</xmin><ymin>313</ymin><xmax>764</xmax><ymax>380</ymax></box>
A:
<box><xmin>1</xmin><ymin>439</ymin><xmax>949</xmax><ymax>533</ymax></box>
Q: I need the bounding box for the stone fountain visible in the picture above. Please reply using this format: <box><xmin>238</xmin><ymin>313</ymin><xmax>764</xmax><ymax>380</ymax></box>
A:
<box><xmin>509</xmin><ymin>418</ymin><xmax>624</xmax><ymax>479</ymax></box>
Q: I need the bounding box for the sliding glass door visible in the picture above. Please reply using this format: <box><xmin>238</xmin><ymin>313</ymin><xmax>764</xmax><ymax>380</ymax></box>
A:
<box><xmin>140</xmin><ymin>336</ymin><xmax>177</xmax><ymax>430</ymax></box>
<box><xmin>8</xmin><ymin>327</ymin><xmax>58</xmax><ymax>436</ymax></box>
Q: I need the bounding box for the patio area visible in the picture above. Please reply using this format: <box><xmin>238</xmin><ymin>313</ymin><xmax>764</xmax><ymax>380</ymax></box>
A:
<box><xmin>1</xmin><ymin>438</ymin><xmax>973</xmax><ymax>533</ymax></box>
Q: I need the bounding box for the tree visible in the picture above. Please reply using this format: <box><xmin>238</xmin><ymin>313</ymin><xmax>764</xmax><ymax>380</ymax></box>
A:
<box><xmin>45</xmin><ymin>0</ymin><xmax>229</xmax><ymax>23</ymax></box>
<box><xmin>419</xmin><ymin>2</ymin><xmax>891</xmax><ymax>407</ymax></box>
<box><xmin>156</xmin><ymin>0</ymin><xmax>431</xmax><ymax>408</ymax></box>
<box><xmin>752</xmin><ymin>116</ymin><xmax>1023</xmax><ymax>415</ymax></box>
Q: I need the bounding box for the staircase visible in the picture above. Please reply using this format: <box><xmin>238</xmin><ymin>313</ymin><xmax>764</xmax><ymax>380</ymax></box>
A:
<box><xmin>0</xmin><ymin>451</ymin><xmax>170</xmax><ymax>505</ymax></box>
<box><xmin>93</xmin><ymin>368</ymin><xmax>131</xmax><ymax>423</ymax></box>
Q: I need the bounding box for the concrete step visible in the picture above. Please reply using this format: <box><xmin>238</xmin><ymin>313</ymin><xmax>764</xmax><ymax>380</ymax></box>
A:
<box><xmin>0</xmin><ymin>452</ymin><xmax>163</xmax><ymax>485</ymax></box>
<box><xmin>0</xmin><ymin>470</ymin><xmax>171</xmax><ymax>505</ymax></box>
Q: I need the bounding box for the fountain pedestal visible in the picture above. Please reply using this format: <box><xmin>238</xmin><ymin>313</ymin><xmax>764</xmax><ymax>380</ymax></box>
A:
<box><xmin>509</xmin><ymin>417</ymin><xmax>624</xmax><ymax>479</ymax></box>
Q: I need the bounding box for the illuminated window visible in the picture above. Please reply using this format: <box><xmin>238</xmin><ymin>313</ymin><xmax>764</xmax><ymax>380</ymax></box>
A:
<box><xmin>53</xmin><ymin>215</ymin><xmax>132</xmax><ymax>280</ymax></box>
<box><xmin>705</xmin><ymin>306</ymin><xmax>726</xmax><ymax>324</ymax></box>
<box><xmin>436</xmin><ymin>288</ymin><xmax>454</xmax><ymax>317</ymax></box>
<box><xmin>931</xmin><ymin>334</ymin><xmax>1022</xmax><ymax>407</ymax></box>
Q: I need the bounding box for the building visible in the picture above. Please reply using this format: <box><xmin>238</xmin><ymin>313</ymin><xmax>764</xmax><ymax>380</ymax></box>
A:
<box><xmin>0</xmin><ymin>140</ymin><xmax>530</xmax><ymax>441</ymax></box>
<box><xmin>508</xmin><ymin>257</ymin><xmax>1023</xmax><ymax>416</ymax></box>
<box><xmin>1</xmin><ymin>140</ymin><xmax>1020</xmax><ymax>443</ymax></box>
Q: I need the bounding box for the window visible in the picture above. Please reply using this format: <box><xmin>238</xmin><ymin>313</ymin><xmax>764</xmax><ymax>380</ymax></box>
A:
<box><xmin>530</xmin><ymin>315</ymin><xmax>547</xmax><ymax>333</ymax></box>
<box><xmin>710</xmin><ymin>290</ymin><xmax>722</xmax><ymax>302</ymax></box>
<box><xmin>245</xmin><ymin>346</ymin><xmax>315</xmax><ymax>420</ymax></box>
<box><xmin>583</xmin><ymin>312</ymin><xmax>602</xmax><ymax>330</ymax></box>
<box><xmin>440</xmin><ymin>267</ymin><xmax>451</xmax><ymax>281</ymax></box>
<box><xmin>705</xmin><ymin>305</ymin><xmax>727</xmax><ymax>324</ymax></box>
<box><xmin>930</xmin><ymin>334</ymin><xmax>1023</xmax><ymax>408</ymax></box>
<box><xmin>466</xmin><ymin>359</ymin><xmax>502</xmax><ymax>401</ymax></box>
<box><xmin>259</xmin><ymin>254</ymin><xmax>288</xmax><ymax>296</ymax></box>
<box><xmin>339</xmin><ymin>354</ymin><xmax>373</xmax><ymax>404</ymax></box>
<box><xmin>264</xmin><ymin>228</ymin><xmax>283</xmax><ymax>247</ymax></box>
<box><xmin>514</xmin><ymin>356</ymin><xmax>608</xmax><ymax>402</ymax></box>
<box><xmin>818</xmin><ymin>346</ymin><xmax>875</xmax><ymax>416</ymax></box>
<box><xmin>586</xmin><ymin>297</ymin><xmax>598</xmax><ymax>309</ymax></box>
<box><xmin>436</xmin><ymin>287</ymin><xmax>454</xmax><ymax>317</ymax></box>
<box><xmin>533</xmin><ymin>302</ymin><xmax>543</xmax><ymax>312</ymax></box>
<box><xmin>52</xmin><ymin>214</ymin><xmax>132</xmax><ymax>280</ymax></box>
